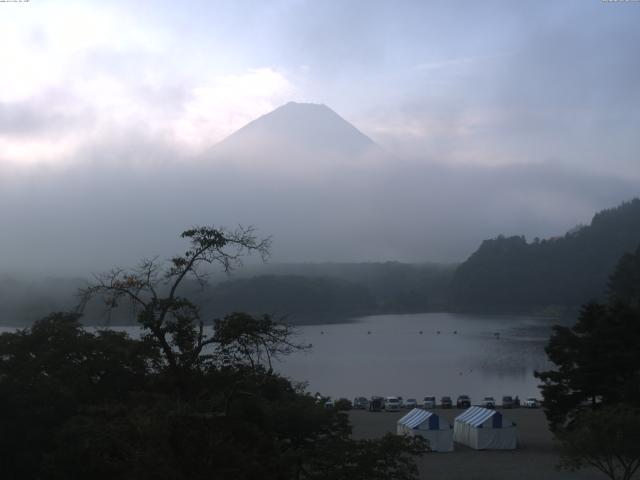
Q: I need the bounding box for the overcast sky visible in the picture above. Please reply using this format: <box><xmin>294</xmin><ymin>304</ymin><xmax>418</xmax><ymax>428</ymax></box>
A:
<box><xmin>3</xmin><ymin>0</ymin><xmax>639</xmax><ymax>173</ymax></box>
<box><xmin>1</xmin><ymin>0</ymin><xmax>639</xmax><ymax>274</ymax></box>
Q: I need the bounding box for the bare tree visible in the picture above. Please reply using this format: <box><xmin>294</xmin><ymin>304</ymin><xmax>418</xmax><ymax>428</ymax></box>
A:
<box><xmin>78</xmin><ymin>225</ymin><xmax>271</xmax><ymax>375</ymax></box>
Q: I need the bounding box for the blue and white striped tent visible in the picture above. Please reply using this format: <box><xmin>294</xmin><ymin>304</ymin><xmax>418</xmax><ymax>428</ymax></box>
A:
<box><xmin>454</xmin><ymin>406</ymin><xmax>517</xmax><ymax>450</ymax></box>
<box><xmin>397</xmin><ymin>408</ymin><xmax>453</xmax><ymax>452</ymax></box>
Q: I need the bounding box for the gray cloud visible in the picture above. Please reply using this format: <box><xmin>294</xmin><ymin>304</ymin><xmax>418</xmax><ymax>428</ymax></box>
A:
<box><xmin>0</xmin><ymin>91</ymin><xmax>87</xmax><ymax>137</ymax></box>
<box><xmin>1</xmin><ymin>1</ymin><xmax>639</xmax><ymax>277</ymax></box>
<box><xmin>0</xmin><ymin>135</ymin><xmax>636</xmax><ymax>277</ymax></box>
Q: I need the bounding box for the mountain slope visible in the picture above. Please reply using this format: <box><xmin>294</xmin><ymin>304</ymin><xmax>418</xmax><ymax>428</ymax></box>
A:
<box><xmin>214</xmin><ymin>101</ymin><xmax>380</xmax><ymax>159</ymax></box>
<box><xmin>451</xmin><ymin>198</ymin><xmax>640</xmax><ymax>310</ymax></box>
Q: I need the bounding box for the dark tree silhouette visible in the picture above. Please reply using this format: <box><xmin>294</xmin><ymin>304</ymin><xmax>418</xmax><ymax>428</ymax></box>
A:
<box><xmin>536</xmin><ymin>247</ymin><xmax>640</xmax><ymax>431</ymax></box>
<box><xmin>536</xmin><ymin>248</ymin><xmax>640</xmax><ymax>478</ymax></box>
<box><xmin>557</xmin><ymin>406</ymin><xmax>640</xmax><ymax>480</ymax></box>
<box><xmin>0</xmin><ymin>226</ymin><xmax>426</xmax><ymax>480</ymax></box>
<box><xmin>79</xmin><ymin>226</ymin><xmax>271</xmax><ymax>379</ymax></box>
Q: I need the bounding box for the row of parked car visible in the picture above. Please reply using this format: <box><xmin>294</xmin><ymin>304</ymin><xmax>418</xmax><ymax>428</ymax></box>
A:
<box><xmin>479</xmin><ymin>395</ymin><xmax>540</xmax><ymax>409</ymax></box>
<box><xmin>351</xmin><ymin>395</ymin><xmax>539</xmax><ymax>411</ymax></box>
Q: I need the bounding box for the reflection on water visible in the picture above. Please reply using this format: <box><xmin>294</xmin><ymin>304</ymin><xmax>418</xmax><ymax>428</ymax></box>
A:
<box><xmin>275</xmin><ymin>313</ymin><xmax>554</xmax><ymax>401</ymax></box>
<box><xmin>0</xmin><ymin>312</ymin><xmax>556</xmax><ymax>402</ymax></box>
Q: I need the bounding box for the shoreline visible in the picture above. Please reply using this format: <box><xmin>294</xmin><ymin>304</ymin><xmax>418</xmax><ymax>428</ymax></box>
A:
<box><xmin>0</xmin><ymin>305</ymin><xmax>575</xmax><ymax>328</ymax></box>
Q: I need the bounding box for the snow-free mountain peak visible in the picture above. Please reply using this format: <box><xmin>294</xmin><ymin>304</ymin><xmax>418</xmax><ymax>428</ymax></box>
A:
<box><xmin>215</xmin><ymin>102</ymin><xmax>379</xmax><ymax>158</ymax></box>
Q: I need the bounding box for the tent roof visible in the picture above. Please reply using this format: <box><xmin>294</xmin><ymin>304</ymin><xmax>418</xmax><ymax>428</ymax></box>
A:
<box><xmin>455</xmin><ymin>406</ymin><xmax>501</xmax><ymax>427</ymax></box>
<box><xmin>398</xmin><ymin>408</ymin><xmax>435</xmax><ymax>429</ymax></box>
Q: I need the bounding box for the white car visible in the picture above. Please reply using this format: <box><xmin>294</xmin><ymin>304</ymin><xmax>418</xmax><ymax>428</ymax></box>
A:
<box><xmin>385</xmin><ymin>396</ymin><xmax>401</xmax><ymax>412</ymax></box>
<box><xmin>405</xmin><ymin>398</ymin><xmax>418</xmax><ymax>409</ymax></box>
<box><xmin>423</xmin><ymin>396</ymin><xmax>436</xmax><ymax>409</ymax></box>
<box><xmin>525</xmin><ymin>397</ymin><xmax>539</xmax><ymax>408</ymax></box>
<box><xmin>481</xmin><ymin>397</ymin><xmax>496</xmax><ymax>409</ymax></box>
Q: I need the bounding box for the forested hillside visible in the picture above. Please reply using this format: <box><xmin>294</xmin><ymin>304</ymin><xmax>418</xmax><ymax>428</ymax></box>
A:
<box><xmin>4</xmin><ymin>200</ymin><xmax>639</xmax><ymax>324</ymax></box>
<box><xmin>202</xmin><ymin>275</ymin><xmax>375</xmax><ymax>322</ymax></box>
<box><xmin>236</xmin><ymin>262</ymin><xmax>455</xmax><ymax>311</ymax></box>
<box><xmin>451</xmin><ymin>199</ymin><xmax>640</xmax><ymax>310</ymax></box>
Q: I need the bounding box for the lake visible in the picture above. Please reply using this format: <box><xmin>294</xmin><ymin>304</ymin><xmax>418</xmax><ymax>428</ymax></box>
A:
<box><xmin>0</xmin><ymin>312</ymin><xmax>555</xmax><ymax>403</ymax></box>
<box><xmin>275</xmin><ymin>312</ymin><xmax>554</xmax><ymax>402</ymax></box>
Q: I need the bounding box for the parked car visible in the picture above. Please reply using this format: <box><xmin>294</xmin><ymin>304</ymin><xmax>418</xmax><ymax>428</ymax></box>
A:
<box><xmin>524</xmin><ymin>397</ymin><xmax>539</xmax><ymax>408</ymax></box>
<box><xmin>353</xmin><ymin>397</ymin><xmax>370</xmax><ymax>410</ymax></box>
<box><xmin>502</xmin><ymin>395</ymin><xmax>515</xmax><ymax>408</ymax></box>
<box><xmin>440</xmin><ymin>396</ymin><xmax>453</xmax><ymax>408</ymax></box>
<box><xmin>456</xmin><ymin>395</ymin><xmax>471</xmax><ymax>409</ymax></box>
<box><xmin>423</xmin><ymin>396</ymin><xmax>437</xmax><ymax>409</ymax></box>
<box><xmin>481</xmin><ymin>397</ymin><xmax>496</xmax><ymax>409</ymax></box>
<box><xmin>397</xmin><ymin>396</ymin><xmax>405</xmax><ymax>408</ymax></box>
<box><xmin>385</xmin><ymin>396</ymin><xmax>401</xmax><ymax>412</ymax></box>
<box><xmin>405</xmin><ymin>398</ymin><xmax>418</xmax><ymax>409</ymax></box>
<box><xmin>369</xmin><ymin>396</ymin><xmax>384</xmax><ymax>412</ymax></box>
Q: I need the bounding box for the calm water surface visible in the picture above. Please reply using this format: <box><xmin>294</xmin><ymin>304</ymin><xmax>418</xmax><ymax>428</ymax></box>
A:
<box><xmin>1</xmin><ymin>312</ymin><xmax>554</xmax><ymax>403</ymax></box>
<box><xmin>276</xmin><ymin>312</ymin><xmax>553</xmax><ymax>402</ymax></box>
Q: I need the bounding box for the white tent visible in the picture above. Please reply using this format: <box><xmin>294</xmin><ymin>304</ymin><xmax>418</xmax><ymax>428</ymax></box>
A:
<box><xmin>453</xmin><ymin>406</ymin><xmax>517</xmax><ymax>450</ymax></box>
<box><xmin>396</xmin><ymin>408</ymin><xmax>454</xmax><ymax>452</ymax></box>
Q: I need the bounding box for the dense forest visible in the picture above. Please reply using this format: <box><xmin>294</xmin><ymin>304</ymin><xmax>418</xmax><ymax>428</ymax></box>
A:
<box><xmin>451</xmin><ymin>199</ymin><xmax>640</xmax><ymax>312</ymax></box>
<box><xmin>239</xmin><ymin>262</ymin><xmax>455</xmax><ymax>309</ymax></box>
<box><xmin>203</xmin><ymin>275</ymin><xmax>375</xmax><ymax>322</ymax></box>
<box><xmin>201</xmin><ymin>262</ymin><xmax>455</xmax><ymax>322</ymax></box>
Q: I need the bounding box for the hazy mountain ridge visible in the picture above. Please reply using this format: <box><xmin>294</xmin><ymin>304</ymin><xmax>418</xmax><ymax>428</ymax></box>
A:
<box><xmin>2</xmin><ymin>200</ymin><xmax>640</xmax><ymax>325</ymax></box>
<box><xmin>222</xmin><ymin>261</ymin><xmax>456</xmax><ymax>310</ymax></box>
<box><xmin>202</xmin><ymin>274</ymin><xmax>375</xmax><ymax>323</ymax></box>
<box><xmin>0</xmin><ymin>262</ymin><xmax>455</xmax><ymax>326</ymax></box>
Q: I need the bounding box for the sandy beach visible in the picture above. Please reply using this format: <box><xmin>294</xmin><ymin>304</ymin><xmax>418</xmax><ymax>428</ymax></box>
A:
<box><xmin>349</xmin><ymin>408</ymin><xmax>606</xmax><ymax>480</ymax></box>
